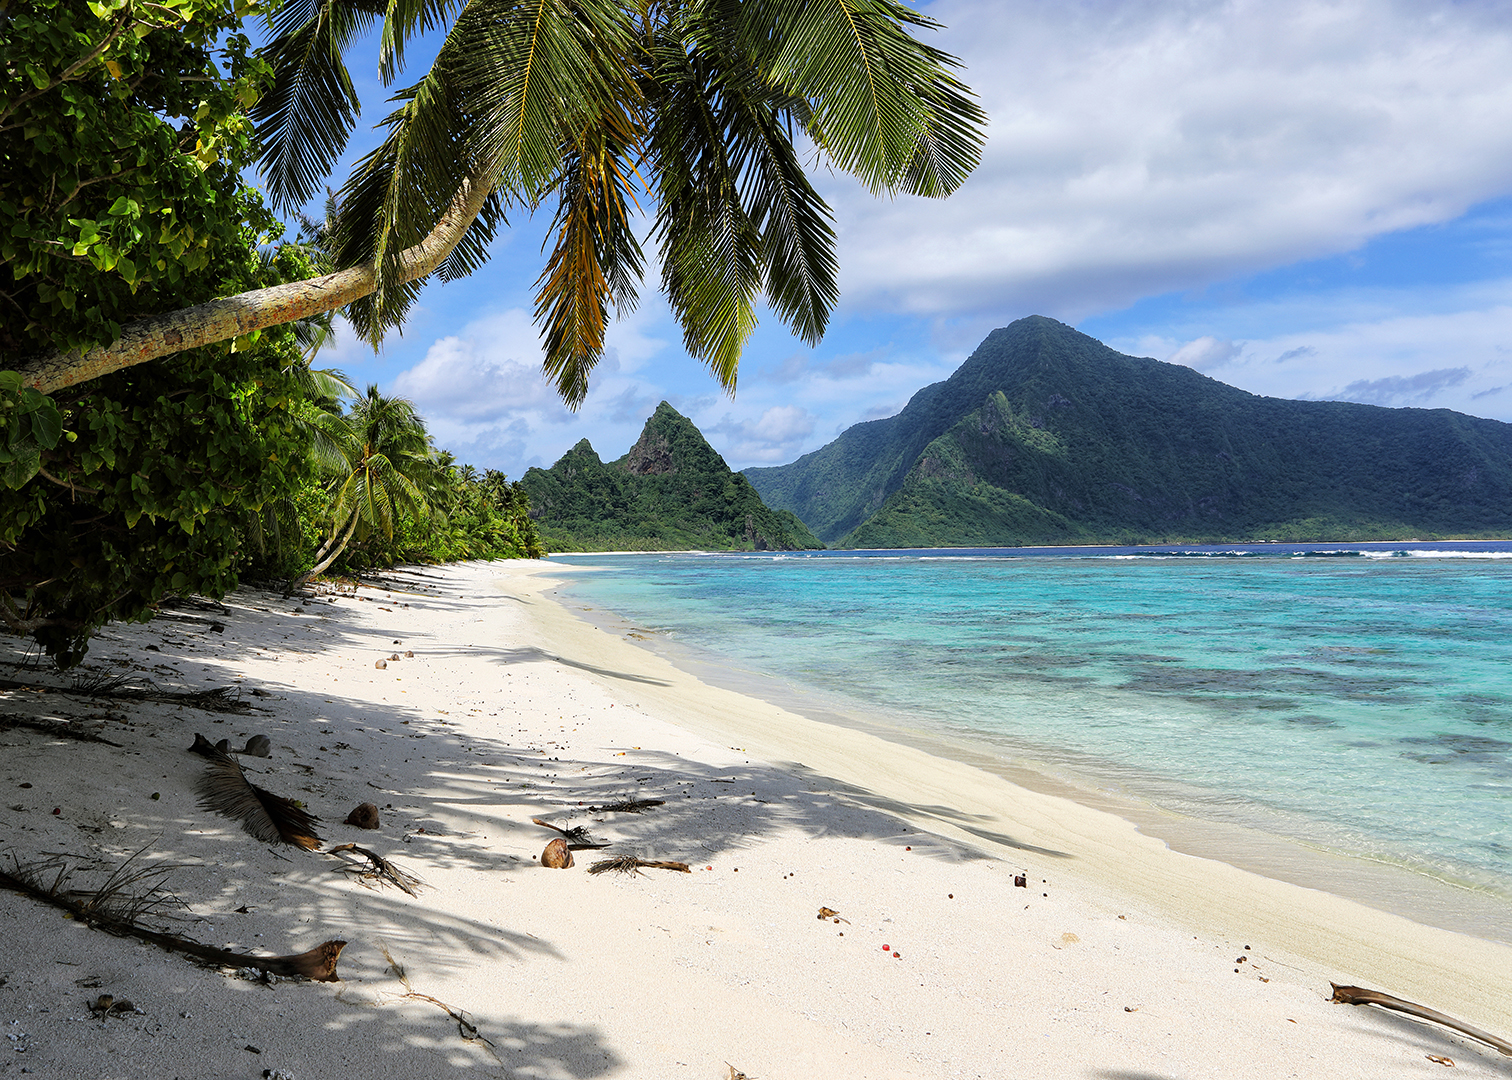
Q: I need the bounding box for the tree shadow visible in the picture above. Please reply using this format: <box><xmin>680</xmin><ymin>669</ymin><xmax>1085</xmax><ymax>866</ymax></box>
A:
<box><xmin>1339</xmin><ymin>1005</ymin><xmax>1512</xmax><ymax>1077</ymax></box>
<box><xmin>0</xmin><ymin>567</ymin><xmax>1072</xmax><ymax>1077</ymax></box>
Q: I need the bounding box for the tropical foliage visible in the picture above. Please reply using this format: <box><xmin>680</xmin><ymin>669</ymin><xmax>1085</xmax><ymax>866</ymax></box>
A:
<box><xmin>10</xmin><ymin>0</ymin><xmax>985</xmax><ymax>401</ymax></box>
<box><xmin>521</xmin><ymin>402</ymin><xmax>822</xmax><ymax>551</ymax></box>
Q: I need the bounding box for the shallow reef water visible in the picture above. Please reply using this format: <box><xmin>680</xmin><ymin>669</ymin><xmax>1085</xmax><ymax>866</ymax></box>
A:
<box><xmin>551</xmin><ymin>542</ymin><xmax>1512</xmax><ymax>903</ymax></box>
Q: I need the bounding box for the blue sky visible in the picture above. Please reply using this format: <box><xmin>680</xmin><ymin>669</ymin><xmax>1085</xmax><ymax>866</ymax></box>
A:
<box><xmin>279</xmin><ymin>0</ymin><xmax>1512</xmax><ymax>477</ymax></box>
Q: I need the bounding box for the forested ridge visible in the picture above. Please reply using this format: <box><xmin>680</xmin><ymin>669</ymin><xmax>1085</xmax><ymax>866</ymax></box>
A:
<box><xmin>745</xmin><ymin>316</ymin><xmax>1512</xmax><ymax>547</ymax></box>
<box><xmin>520</xmin><ymin>402</ymin><xmax>823</xmax><ymax>552</ymax></box>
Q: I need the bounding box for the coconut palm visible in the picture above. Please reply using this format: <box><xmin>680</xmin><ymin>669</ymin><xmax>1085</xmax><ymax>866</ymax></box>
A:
<box><xmin>294</xmin><ymin>385</ymin><xmax>444</xmax><ymax>588</ymax></box>
<box><xmin>17</xmin><ymin>0</ymin><xmax>985</xmax><ymax>401</ymax></box>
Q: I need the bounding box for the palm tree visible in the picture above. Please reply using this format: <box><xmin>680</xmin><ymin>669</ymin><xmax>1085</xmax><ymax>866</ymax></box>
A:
<box><xmin>17</xmin><ymin>0</ymin><xmax>985</xmax><ymax>401</ymax></box>
<box><xmin>293</xmin><ymin>385</ymin><xmax>444</xmax><ymax>588</ymax></box>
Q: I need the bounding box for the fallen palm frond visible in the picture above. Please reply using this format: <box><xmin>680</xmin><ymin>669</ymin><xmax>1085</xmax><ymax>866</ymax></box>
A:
<box><xmin>1331</xmin><ymin>984</ymin><xmax>1512</xmax><ymax>1056</ymax></box>
<box><xmin>588</xmin><ymin>854</ymin><xmax>692</xmax><ymax>876</ymax></box>
<box><xmin>194</xmin><ymin>742</ymin><xmax>321</xmax><ymax>849</ymax></box>
<box><xmin>530</xmin><ymin>817</ymin><xmax>608</xmax><ymax>850</ymax></box>
<box><xmin>585</xmin><ymin>798</ymin><xmax>665</xmax><ymax>814</ymax></box>
<box><xmin>0</xmin><ymin>849</ymin><xmax>344</xmax><ymax>981</ymax></box>
<box><xmin>2</xmin><ymin>676</ymin><xmax>253</xmax><ymax>713</ymax></box>
<box><xmin>0</xmin><ymin>712</ymin><xmax>123</xmax><ymax>746</ymax></box>
<box><xmin>326</xmin><ymin>842</ymin><xmax>425</xmax><ymax>896</ymax></box>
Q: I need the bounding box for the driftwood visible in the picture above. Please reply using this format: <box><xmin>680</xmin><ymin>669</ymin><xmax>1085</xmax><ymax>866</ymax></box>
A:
<box><xmin>588</xmin><ymin>855</ymin><xmax>692</xmax><ymax>876</ymax></box>
<box><xmin>0</xmin><ymin>712</ymin><xmax>123</xmax><ymax>746</ymax></box>
<box><xmin>192</xmin><ymin>737</ymin><xmax>321</xmax><ymax>849</ymax></box>
<box><xmin>48</xmin><ymin>675</ymin><xmax>251</xmax><ymax>713</ymax></box>
<box><xmin>530</xmin><ymin>817</ymin><xmax>609</xmax><ymax>850</ymax></box>
<box><xmin>326</xmin><ymin>842</ymin><xmax>425</xmax><ymax>896</ymax></box>
<box><xmin>585</xmin><ymin>798</ymin><xmax>665</xmax><ymax>814</ymax></box>
<box><xmin>0</xmin><ymin>852</ymin><xmax>344</xmax><ymax>981</ymax></box>
<box><xmin>1331</xmin><ymin>984</ymin><xmax>1512</xmax><ymax>1056</ymax></box>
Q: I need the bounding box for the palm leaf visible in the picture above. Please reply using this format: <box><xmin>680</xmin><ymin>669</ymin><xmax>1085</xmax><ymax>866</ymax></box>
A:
<box><xmin>535</xmin><ymin>109</ymin><xmax>646</xmax><ymax>405</ymax></box>
<box><xmin>254</xmin><ymin>0</ymin><xmax>387</xmax><ymax>212</ymax></box>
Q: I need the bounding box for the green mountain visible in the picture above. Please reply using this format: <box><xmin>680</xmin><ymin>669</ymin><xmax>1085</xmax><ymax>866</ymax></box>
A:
<box><xmin>519</xmin><ymin>402</ymin><xmax>824</xmax><ymax>552</ymax></box>
<box><xmin>745</xmin><ymin>316</ymin><xmax>1512</xmax><ymax>547</ymax></box>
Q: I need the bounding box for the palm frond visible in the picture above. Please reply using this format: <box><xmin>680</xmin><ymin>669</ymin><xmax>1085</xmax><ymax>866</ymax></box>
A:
<box><xmin>254</xmin><ymin>0</ymin><xmax>388</xmax><ymax>212</ymax></box>
<box><xmin>740</xmin><ymin>0</ymin><xmax>985</xmax><ymax>196</ymax></box>
<box><xmin>535</xmin><ymin>109</ymin><xmax>646</xmax><ymax>406</ymax></box>
<box><xmin>196</xmin><ymin>747</ymin><xmax>323</xmax><ymax>850</ymax></box>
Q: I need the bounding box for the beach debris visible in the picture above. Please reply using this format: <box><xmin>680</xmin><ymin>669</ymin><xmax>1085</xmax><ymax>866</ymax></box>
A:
<box><xmin>584</xmin><ymin>798</ymin><xmax>666</xmax><ymax>814</ymax></box>
<box><xmin>380</xmin><ymin>945</ymin><xmax>501</xmax><ymax>1061</ymax></box>
<box><xmin>542</xmin><ymin>838</ymin><xmax>574</xmax><ymax>868</ymax></box>
<box><xmin>1427</xmin><ymin>1056</ymin><xmax>1455</xmax><ymax>1067</ymax></box>
<box><xmin>404</xmin><ymin>651</ymin><xmax>414</xmax><ymax>658</ymax></box>
<box><xmin>588</xmin><ymin>855</ymin><xmax>691</xmax><ymax>876</ymax></box>
<box><xmin>1014</xmin><ymin>873</ymin><xmax>1028</xmax><ymax>888</ymax></box>
<box><xmin>262</xmin><ymin>1070</ymin><xmax>298</xmax><ymax>1080</ymax></box>
<box><xmin>44</xmin><ymin>674</ymin><xmax>254</xmax><ymax>713</ymax></box>
<box><xmin>344</xmin><ymin>802</ymin><xmax>381</xmax><ymax>829</ymax></box>
<box><xmin>816</xmin><ymin>907</ymin><xmax>849</xmax><ymax>924</ymax></box>
<box><xmin>0</xmin><ymin>712</ymin><xmax>123</xmax><ymax>747</ymax></box>
<box><xmin>388</xmin><ymin>653</ymin><xmax>401</xmax><ymax>661</ymax></box>
<box><xmin>326</xmin><ymin>842</ymin><xmax>425</xmax><ymax>896</ymax></box>
<box><xmin>375</xmin><ymin>659</ymin><xmax>387</xmax><ymax>669</ymax></box>
<box><xmin>88</xmin><ymin>994</ymin><xmax>140</xmax><ymax>1018</ymax></box>
<box><xmin>726</xmin><ymin>1063</ymin><xmax>753</xmax><ymax>1079</ymax></box>
<box><xmin>192</xmin><ymin>732</ymin><xmax>271</xmax><ymax>758</ymax></box>
<box><xmin>193</xmin><ymin>740</ymin><xmax>322</xmax><ymax>849</ymax></box>
<box><xmin>531</xmin><ymin>817</ymin><xmax>609</xmax><ymax>849</ymax></box>
<box><xmin>0</xmin><ymin>849</ymin><xmax>345</xmax><ymax>981</ymax></box>
<box><xmin>1330</xmin><ymin>984</ymin><xmax>1512</xmax><ymax>1057</ymax></box>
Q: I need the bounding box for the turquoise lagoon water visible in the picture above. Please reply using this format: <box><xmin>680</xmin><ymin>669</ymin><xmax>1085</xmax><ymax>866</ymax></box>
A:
<box><xmin>547</xmin><ymin>544</ymin><xmax>1512</xmax><ymax>917</ymax></box>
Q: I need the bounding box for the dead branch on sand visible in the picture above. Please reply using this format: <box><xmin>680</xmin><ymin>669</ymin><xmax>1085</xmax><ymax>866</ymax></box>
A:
<box><xmin>588</xmin><ymin>855</ymin><xmax>691</xmax><ymax>876</ymax></box>
<box><xmin>326</xmin><ymin>843</ymin><xmax>425</xmax><ymax>896</ymax></box>
<box><xmin>585</xmin><ymin>798</ymin><xmax>665</xmax><ymax>814</ymax></box>
<box><xmin>379</xmin><ymin>945</ymin><xmax>500</xmax><ymax>1059</ymax></box>
<box><xmin>0</xmin><ymin>849</ymin><xmax>345</xmax><ymax>981</ymax></box>
<box><xmin>0</xmin><ymin>674</ymin><xmax>254</xmax><ymax>713</ymax></box>
<box><xmin>1331</xmin><ymin>984</ymin><xmax>1512</xmax><ymax>1056</ymax></box>
<box><xmin>530</xmin><ymin>817</ymin><xmax>608</xmax><ymax>849</ymax></box>
<box><xmin>0</xmin><ymin>712</ymin><xmax>123</xmax><ymax>746</ymax></box>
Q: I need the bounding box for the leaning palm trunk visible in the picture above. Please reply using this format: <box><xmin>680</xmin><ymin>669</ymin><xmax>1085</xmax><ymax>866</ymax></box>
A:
<box><xmin>15</xmin><ymin>171</ymin><xmax>493</xmax><ymax>395</ymax></box>
<box><xmin>290</xmin><ymin>509</ymin><xmax>361</xmax><ymax>592</ymax></box>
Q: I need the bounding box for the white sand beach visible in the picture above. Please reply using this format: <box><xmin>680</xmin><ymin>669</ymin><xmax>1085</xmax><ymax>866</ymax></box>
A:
<box><xmin>1</xmin><ymin>558</ymin><xmax>1509</xmax><ymax>1080</ymax></box>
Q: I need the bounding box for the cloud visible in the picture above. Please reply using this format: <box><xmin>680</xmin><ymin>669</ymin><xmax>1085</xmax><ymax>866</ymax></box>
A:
<box><xmin>706</xmin><ymin>406</ymin><xmax>818</xmax><ymax>464</ymax></box>
<box><xmin>818</xmin><ymin>0</ymin><xmax>1512</xmax><ymax>321</ymax></box>
<box><xmin>1168</xmin><ymin>336</ymin><xmax>1243</xmax><ymax>371</ymax></box>
<box><xmin>1109</xmin><ymin>293</ymin><xmax>1512</xmax><ymax>421</ymax></box>
<box><xmin>392</xmin><ymin>309</ymin><xmax>562</xmax><ymax>424</ymax></box>
<box><xmin>1323</xmin><ymin>367</ymin><xmax>1472</xmax><ymax>406</ymax></box>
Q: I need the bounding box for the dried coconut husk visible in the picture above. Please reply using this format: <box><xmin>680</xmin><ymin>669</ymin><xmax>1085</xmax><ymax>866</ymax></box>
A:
<box><xmin>541</xmin><ymin>838</ymin><xmax>574</xmax><ymax>868</ymax></box>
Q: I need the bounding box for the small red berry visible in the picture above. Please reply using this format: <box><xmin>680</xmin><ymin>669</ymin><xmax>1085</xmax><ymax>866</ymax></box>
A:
<box><xmin>881</xmin><ymin>944</ymin><xmax>890</xmax><ymax>951</ymax></box>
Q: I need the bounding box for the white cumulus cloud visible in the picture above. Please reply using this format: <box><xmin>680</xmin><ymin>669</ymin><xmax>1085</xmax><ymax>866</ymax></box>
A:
<box><xmin>823</xmin><ymin>0</ymin><xmax>1512</xmax><ymax>320</ymax></box>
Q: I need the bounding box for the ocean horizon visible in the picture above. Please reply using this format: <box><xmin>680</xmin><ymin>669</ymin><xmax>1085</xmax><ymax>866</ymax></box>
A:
<box><xmin>545</xmin><ymin>542</ymin><xmax>1512</xmax><ymax>938</ymax></box>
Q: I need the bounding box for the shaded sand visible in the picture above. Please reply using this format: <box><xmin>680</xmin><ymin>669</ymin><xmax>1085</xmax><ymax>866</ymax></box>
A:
<box><xmin>0</xmin><ymin>558</ymin><xmax>1507</xmax><ymax>1080</ymax></box>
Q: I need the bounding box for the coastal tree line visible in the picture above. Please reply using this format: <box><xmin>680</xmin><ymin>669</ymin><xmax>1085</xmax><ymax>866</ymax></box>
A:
<box><xmin>0</xmin><ymin>0</ymin><xmax>984</xmax><ymax>665</ymax></box>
